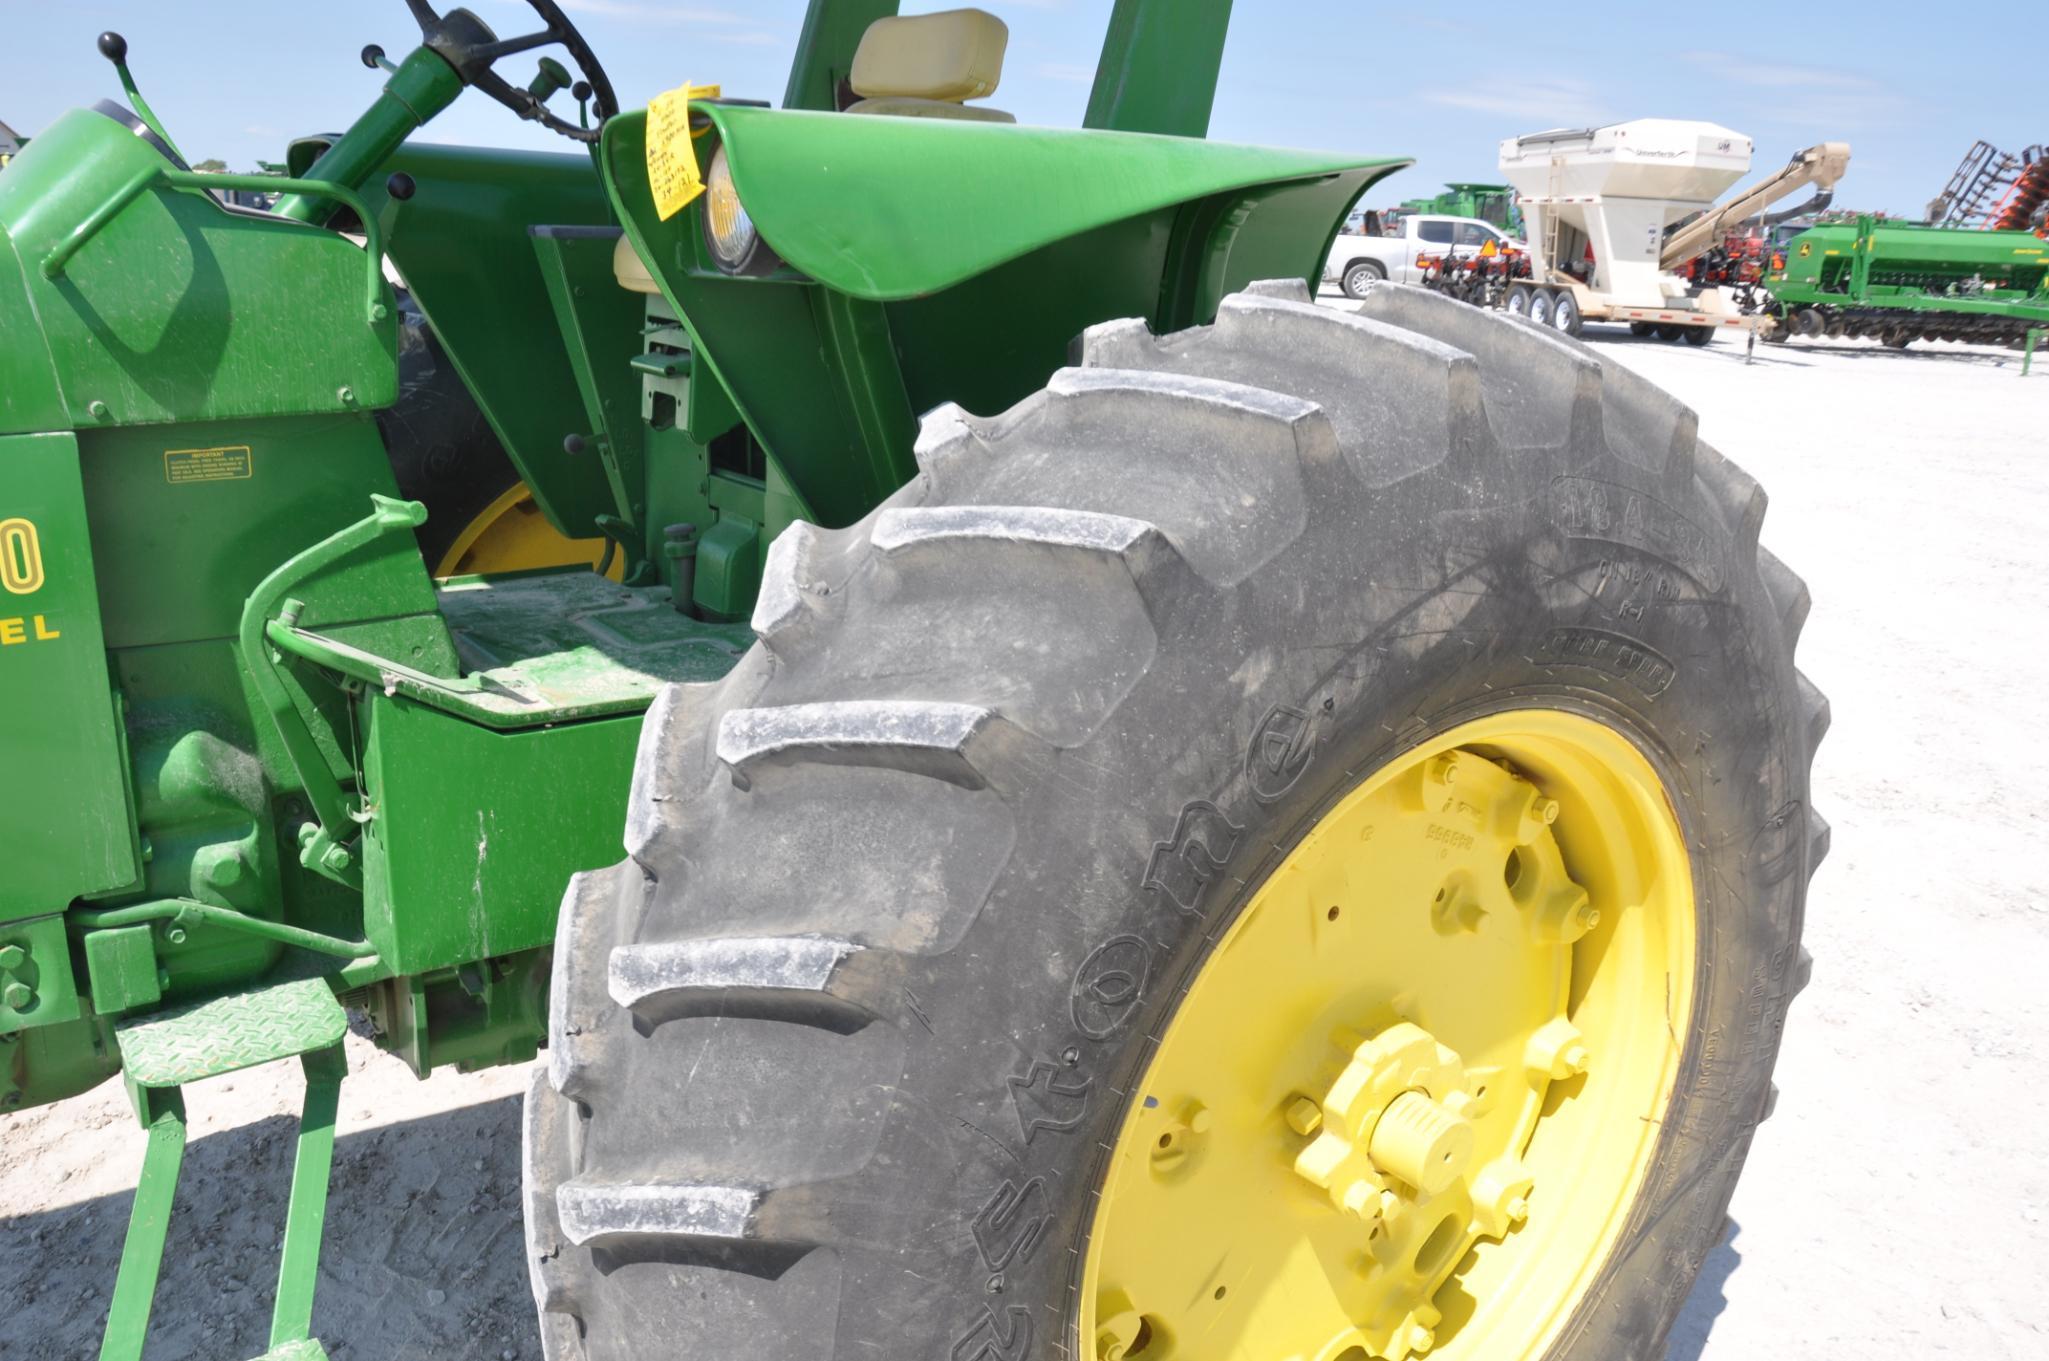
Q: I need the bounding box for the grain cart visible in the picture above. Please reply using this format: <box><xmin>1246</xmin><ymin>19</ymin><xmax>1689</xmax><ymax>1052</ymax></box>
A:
<box><xmin>0</xmin><ymin>4</ymin><xmax>1827</xmax><ymax>1360</ymax></box>
<box><xmin>1499</xmin><ymin>119</ymin><xmax>1849</xmax><ymax>342</ymax></box>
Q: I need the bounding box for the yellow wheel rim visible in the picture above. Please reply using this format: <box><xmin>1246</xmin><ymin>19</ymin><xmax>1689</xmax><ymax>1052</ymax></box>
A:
<box><xmin>433</xmin><ymin>481</ymin><xmax>617</xmax><ymax>580</ymax></box>
<box><xmin>1082</xmin><ymin>709</ymin><xmax>1696</xmax><ymax>1361</ymax></box>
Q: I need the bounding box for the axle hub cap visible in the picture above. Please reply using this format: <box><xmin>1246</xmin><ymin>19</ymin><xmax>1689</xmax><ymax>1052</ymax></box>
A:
<box><xmin>1081</xmin><ymin>711</ymin><xmax>1695</xmax><ymax>1361</ymax></box>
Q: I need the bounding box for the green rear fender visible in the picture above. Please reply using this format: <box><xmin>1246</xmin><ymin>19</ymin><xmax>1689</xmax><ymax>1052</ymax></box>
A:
<box><xmin>598</xmin><ymin>104</ymin><xmax>1405</xmax><ymax>540</ymax></box>
<box><xmin>623</xmin><ymin>104</ymin><xmax>1405</xmax><ymax>302</ymax></box>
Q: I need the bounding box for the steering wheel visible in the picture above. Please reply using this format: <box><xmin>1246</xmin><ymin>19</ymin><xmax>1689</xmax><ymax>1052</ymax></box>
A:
<box><xmin>404</xmin><ymin>0</ymin><xmax>619</xmax><ymax>142</ymax></box>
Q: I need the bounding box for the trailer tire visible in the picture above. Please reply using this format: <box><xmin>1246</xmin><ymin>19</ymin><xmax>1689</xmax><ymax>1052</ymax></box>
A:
<box><xmin>1551</xmin><ymin>291</ymin><xmax>1583</xmax><ymax>336</ymax></box>
<box><xmin>527</xmin><ymin>281</ymin><xmax>1825</xmax><ymax>1361</ymax></box>
<box><xmin>1342</xmin><ymin>260</ymin><xmax>1386</xmax><ymax>298</ymax></box>
<box><xmin>1683</xmin><ymin>326</ymin><xmax>1714</xmax><ymax>347</ymax></box>
<box><xmin>1655</xmin><ymin>323</ymin><xmax>1686</xmax><ymax>342</ymax></box>
<box><xmin>1527</xmin><ymin>289</ymin><xmax>1554</xmax><ymax>326</ymax></box>
<box><xmin>1628</xmin><ymin>321</ymin><xmax>1653</xmax><ymax>337</ymax></box>
<box><xmin>1505</xmin><ymin>284</ymin><xmax>1533</xmax><ymax>317</ymax></box>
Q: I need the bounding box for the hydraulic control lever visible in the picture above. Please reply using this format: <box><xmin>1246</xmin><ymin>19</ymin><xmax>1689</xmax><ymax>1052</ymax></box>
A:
<box><xmin>96</xmin><ymin>31</ymin><xmax>185</xmax><ymax>162</ymax></box>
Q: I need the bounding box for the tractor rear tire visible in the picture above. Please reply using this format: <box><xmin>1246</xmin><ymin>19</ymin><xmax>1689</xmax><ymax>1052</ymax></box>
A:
<box><xmin>380</xmin><ymin>300</ymin><xmax>528</xmax><ymax>571</ymax></box>
<box><xmin>526</xmin><ymin>282</ymin><xmax>1826</xmax><ymax>1361</ymax></box>
<box><xmin>381</xmin><ymin>302</ymin><xmax>608</xmax><ymax>578</ymax></box>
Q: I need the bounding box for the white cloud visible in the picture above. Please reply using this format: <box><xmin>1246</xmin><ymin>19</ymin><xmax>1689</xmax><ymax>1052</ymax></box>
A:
<box><xmin>1422</xmin><ymin>79</ymin><xmax>1608</xmax><ymax>128</ymax></box>
<box><xmin>1679</xmin><ymin>51</ymin><xmax>1901</xmax><ymax>129</ymax></box>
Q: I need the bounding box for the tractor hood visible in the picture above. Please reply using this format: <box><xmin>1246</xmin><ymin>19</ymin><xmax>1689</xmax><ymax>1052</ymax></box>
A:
<box><xmin>611</xmin><ymin>103</ymin><xmax>1406</xmax><ymax>302</ymax></box>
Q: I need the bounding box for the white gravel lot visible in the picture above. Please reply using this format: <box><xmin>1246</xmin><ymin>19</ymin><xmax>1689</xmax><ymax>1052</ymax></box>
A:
<box><xmin>1597</xmin><ymin>327</ymin><xmax>2049</xmax><ymax>1361</ymax></box>
<box><xmin>2</xmin><ymin>318</ymin><xmax>2042</xmax><ymax>1360</ymax></box>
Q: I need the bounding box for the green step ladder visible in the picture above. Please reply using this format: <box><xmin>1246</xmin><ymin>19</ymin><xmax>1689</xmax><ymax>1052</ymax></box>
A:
<box><xmin>101</xmin><ymin>978</ymin><xmax>349</xmax><ymax>1361</ymax></box>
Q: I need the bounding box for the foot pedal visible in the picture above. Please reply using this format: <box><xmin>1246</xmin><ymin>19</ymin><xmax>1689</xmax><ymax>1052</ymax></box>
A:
<box><xmin>115</xmin><ymin>978</ymin><xmax>346</xmax><ymax>1086</ymax></box>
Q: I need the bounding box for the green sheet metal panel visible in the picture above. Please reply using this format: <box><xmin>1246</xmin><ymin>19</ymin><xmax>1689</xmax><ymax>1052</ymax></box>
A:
<box><xmin>0</xmin><ymin>108</ymin><xmax>396</xmax><ymax>432</ymax></box>
<box><xmin>0</xmin><ymin>431</ymin><xmax>137</xmax><ymax>919</ymax></box>
<box><xmin>359</xmin><ymin>144</ymin><xmax>628</xmax><ymax>542</ymax></box>
<box><xmin>0</xmin><ymin>229</ymin><xmax>68</xmax><ymax>435</ymax></box>
<box><xmin>359</xmin><ymin>698</ymin><xmax>643</xmax><ymax>976</ymax></box>
<box><xmin>75</xmin><ymin>413</ymin><xmax>453</xmax><ymax>656</ymax></box>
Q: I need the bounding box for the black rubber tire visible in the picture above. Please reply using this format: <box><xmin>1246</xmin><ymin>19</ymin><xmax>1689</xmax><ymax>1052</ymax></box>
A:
<box><xmin>1629</xmin><ymin>320</ymin><xmax>1654</xmax><ymax>337</ymax></box>
<box><xmin>1342</xmin><ymin>260</ymin><xmax>1386</xmax><ymax>298</ymax></box>
<box><xmin>1505</xmin><ymin>284</ymin><xmax>1533</xmax><ymax>317</ymax></box>
<box><xmin>1683</xmin><ymin>325</ymin><xmax>1714</xmax><ymax>347</ymax></box>
<box><xmin>1551</xmin><ymin>290</ymin><xmax>1583</xmax><ymax>337</ymax></box>
<box><xmin>377</xmin><ymin>300</ymin><xmax>526</xmax><ymax>571</ymax></box>
<box><xmin>525</xmin><ymin>280</ymin><xmax>1827</xmax><ymax>1361</ymax></box>
<box><xmin>1654</xmin><ymin>323</ymin><xmax>1687</xmax><ymax>342</ymax></box>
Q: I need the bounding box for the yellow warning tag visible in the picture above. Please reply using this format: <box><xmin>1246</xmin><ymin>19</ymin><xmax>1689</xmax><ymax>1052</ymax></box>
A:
<box><xmin>647</xmin><ymin>82</ymin><xmax>721</xmax><ymax>221</ymax></box>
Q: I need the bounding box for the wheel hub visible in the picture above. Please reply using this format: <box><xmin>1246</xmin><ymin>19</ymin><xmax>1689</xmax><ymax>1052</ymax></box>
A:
<box><xmin>1080</xmin><ymin>714</ymin><xmax>1693</xmax><ymax>1361</ymax></box>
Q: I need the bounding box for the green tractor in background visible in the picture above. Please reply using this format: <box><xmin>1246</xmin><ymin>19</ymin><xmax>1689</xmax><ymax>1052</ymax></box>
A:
<box><xmin>0</xmin><ymin>3</ymin><xmax>1828</xmax><ymax>1359</ymax></box>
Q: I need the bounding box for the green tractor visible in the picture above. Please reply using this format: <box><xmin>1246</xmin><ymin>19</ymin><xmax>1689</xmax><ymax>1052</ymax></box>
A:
<box><xmin>0</xmin><ymin>3</ymin><xmax>1827</xmax><ymax>1359</ymax></box>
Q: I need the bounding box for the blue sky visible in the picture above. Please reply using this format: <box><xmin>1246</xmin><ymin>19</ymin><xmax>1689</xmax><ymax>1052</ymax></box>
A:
<box><xmin>1</xmin><ymin>1</ymin><xmax>2023</xmax><ymax>217</ymax></box>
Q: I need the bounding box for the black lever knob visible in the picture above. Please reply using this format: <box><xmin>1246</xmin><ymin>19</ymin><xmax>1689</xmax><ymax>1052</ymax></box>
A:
<box><xmin>563</xmin><ymin>433</ymin><xmax>587</xmax><ymax>456</ymax></box>
<box><xmin>97</xmin><ymin>31</ymin><xmax>128</xmax><ymax>64</ymax></box>
<box><xmin>386</xmin><ymin>172</ymin><xmax>417</xmax><ymax>202</ymax></box>
<box><xmin>361</xmin><ymin>44</ymin><xmax>387</xmax><ymax>70</ymax></box>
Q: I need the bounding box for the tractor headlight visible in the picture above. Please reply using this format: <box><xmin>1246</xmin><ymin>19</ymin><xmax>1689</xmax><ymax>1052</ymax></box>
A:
<box><xmin>702</xmin><ymin>145</ymin><xmax>780</xmax><ymax>276</ymax></box>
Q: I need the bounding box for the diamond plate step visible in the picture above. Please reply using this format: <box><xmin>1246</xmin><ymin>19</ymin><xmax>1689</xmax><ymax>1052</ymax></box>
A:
<box><xmin>251</xmin><ymin>1339</ymin><xmax>329</xmax><ymax>1361</ymax></box>
<box><xmin>116</xmin><ymin>979</ymin><xmax>346</xmax><ymax>1087</ymax></box>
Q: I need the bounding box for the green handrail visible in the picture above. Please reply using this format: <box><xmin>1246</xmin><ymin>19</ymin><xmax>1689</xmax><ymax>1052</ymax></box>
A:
<box><xmin>236</xmin><ymin>495</ymin><xmax>427</xmax><ymax>888</ymax></box>
<box><xmin>40</xmin><ymin>169</ymin><xmax>390</xmax><ymax>326</ymax></box>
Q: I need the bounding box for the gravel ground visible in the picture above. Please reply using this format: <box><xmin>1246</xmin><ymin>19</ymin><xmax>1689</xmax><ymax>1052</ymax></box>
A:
<box><xmin>2</xmin><ymin>319</ymin><xmax>2043</xmax><ymax>1360</ymax></box>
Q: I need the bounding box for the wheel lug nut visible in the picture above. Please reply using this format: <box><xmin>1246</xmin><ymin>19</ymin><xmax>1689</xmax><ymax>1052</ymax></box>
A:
<box><xmin>1285</xmin><ymin>1096</ymin><xmax>1324</xmax><ymax>1135</ymax></box>
<box><xmin>1407</xmin><ymin>1324</ymin><xmax>1436</xmax><ymax>1355</ymax></box>
<box><xmin>1525</xmin><ymin>1017</ymin><xmax>1589</xmax><ymax>1081</ymax></box>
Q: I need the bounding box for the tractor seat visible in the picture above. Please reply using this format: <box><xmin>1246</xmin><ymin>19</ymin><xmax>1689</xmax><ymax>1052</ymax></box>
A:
<box><xmin>847</xmin><ymin>8</ymin><xmax>1014</xmax><ymax>123</ymax></box>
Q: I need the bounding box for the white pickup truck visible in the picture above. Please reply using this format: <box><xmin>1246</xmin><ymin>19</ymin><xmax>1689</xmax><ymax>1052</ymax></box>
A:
<box><xmin>1324</xmin><ymin>213</ymin><xmax>1524</xmax><ymax>297</ymax></box>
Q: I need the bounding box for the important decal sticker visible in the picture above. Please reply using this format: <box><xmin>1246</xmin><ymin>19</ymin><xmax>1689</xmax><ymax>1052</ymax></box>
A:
<box><xmin>164</xmin><ymin>445</ymin><xmax>253</xmax><ymax>484</ymax></box>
